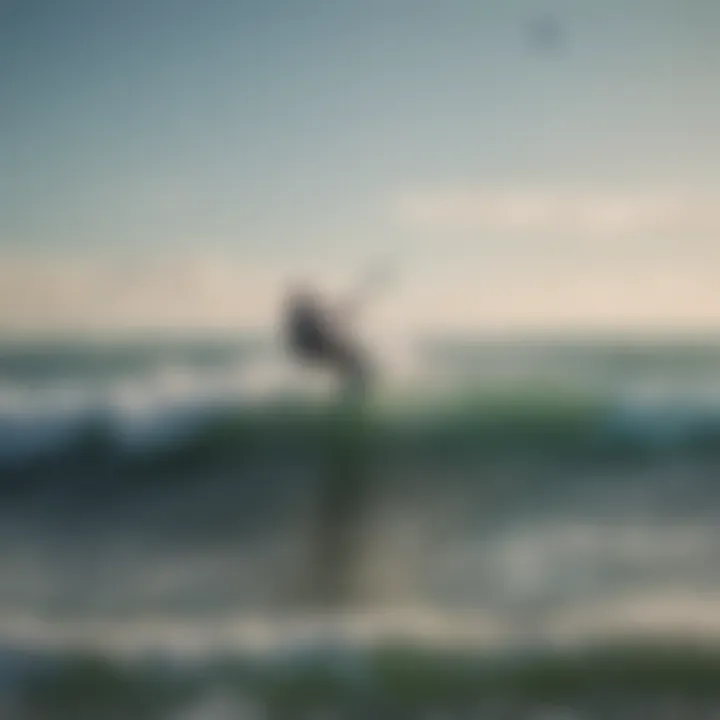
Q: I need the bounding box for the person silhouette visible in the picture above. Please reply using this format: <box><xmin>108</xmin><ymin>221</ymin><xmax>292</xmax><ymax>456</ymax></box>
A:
<box><xmin>281</xmin><ymin>282</ymin><xmax>375</xmax><ymax>605</ymax></box>
<box><xmin>282</xmin><ymin>264</ymin><xmax>396</xmax><ymax>605</ymax></box>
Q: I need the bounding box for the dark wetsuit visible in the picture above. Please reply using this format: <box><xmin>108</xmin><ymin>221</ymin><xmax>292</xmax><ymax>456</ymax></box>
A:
<box><xmin>286</xmin><ymin>297</ymin><xmax>368</xmax><ymax>391</ymax></box>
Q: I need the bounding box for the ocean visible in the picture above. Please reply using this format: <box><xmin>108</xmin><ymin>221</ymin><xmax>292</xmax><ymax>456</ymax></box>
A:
<box><xmin>3</xmin><ymin>331</ymin><xmax>720</xmax><ymax>718</ymax></box>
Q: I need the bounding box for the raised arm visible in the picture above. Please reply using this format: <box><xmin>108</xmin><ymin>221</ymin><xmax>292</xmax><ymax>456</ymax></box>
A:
<box><xmin>333</xmin><ymin>259</ymin><xmax>397</xmax><ymax>325</ymax></box>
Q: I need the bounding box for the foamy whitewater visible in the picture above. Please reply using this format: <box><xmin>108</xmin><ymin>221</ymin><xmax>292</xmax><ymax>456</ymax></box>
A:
<box><xmin>3</xmin><ymin>333</ymin><xmax>720</xmax><ymax>715</ymax></box>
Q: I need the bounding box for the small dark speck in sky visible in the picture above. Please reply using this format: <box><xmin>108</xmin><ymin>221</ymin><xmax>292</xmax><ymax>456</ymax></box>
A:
<box><xmin>525</xmin><ymin>14</ymin><xmax>564</xmax><ymax>56</ymax></box>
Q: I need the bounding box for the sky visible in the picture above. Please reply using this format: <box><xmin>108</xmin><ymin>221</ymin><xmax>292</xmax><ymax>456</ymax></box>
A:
<box><xmin>2</xmin><ymin>0</ymin><xmax>720</xmax><ymax>335</ymax></box>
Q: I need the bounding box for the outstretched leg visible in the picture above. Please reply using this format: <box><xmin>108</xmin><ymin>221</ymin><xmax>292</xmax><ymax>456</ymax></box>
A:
<box><xmin>309</xmin><ymin>381</ymin><xmax>373</xmax><ymax>608</ymax></box>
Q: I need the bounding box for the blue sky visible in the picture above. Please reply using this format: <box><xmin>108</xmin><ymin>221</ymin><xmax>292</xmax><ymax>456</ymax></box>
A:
<box><xmin>2</xmin><ymin>0</ymin><xmax>720</xmax><ymax>333</ymax></box>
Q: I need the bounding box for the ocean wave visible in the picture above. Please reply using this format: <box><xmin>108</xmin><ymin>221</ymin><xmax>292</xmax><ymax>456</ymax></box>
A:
<box><xmin>4</xmin><ymin>333</ymin><xmax>720</xmax><ymax>470</ymax></box>
<box><xmin>4</xmin><ymin>376</ymin><xmax>720</xmax><ymax>471</ymax></box>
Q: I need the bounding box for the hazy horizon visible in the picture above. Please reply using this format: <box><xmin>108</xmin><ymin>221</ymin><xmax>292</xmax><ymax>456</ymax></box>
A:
<box><xmin>3</xmin><ymin>0</ymin><xmax>720</xmax><ymax>334</ymax></box>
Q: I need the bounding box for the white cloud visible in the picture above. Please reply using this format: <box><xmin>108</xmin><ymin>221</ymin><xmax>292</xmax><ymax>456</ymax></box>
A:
<box><xmin>394</xmin><ymin>185</ymin><xmax>720</xmax><ymax>237</ymax></box>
